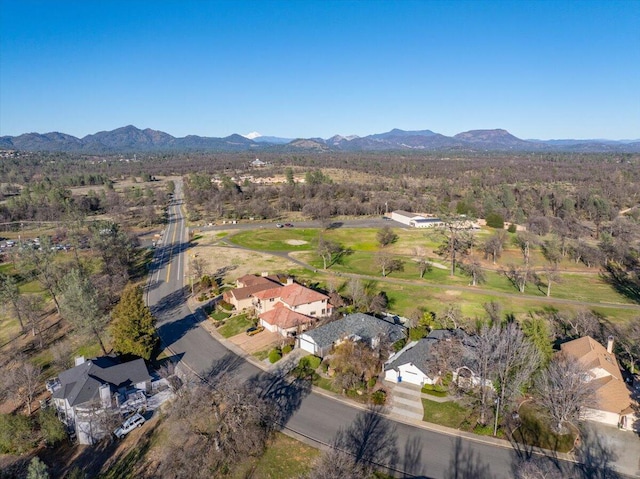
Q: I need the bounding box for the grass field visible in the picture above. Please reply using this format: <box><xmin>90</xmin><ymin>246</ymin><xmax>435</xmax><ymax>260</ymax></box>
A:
<box><xmin>422</xmin><ymin>399</ymin><xmax>470</xmax><ymax>428</ymax></box>
<box><xmin>218</xmin><ymin>314</ymin><xmax>253</xmax><ymax>338</ymax></box>
<box><xmin>237</xmin><ymin>432</ymin><xmax>320</xmax><ymax>479</ymax></box>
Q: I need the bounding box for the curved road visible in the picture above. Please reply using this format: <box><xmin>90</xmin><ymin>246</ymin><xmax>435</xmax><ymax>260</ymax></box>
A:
<box><xmin>146</xmin><ymin>182</ymin><xmax>589</xmax><ymax>479</ymax></box>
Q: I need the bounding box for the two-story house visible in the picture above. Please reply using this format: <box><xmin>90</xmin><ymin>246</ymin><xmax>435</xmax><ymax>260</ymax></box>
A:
<box><xmin>50</xmin><ymin>356</ymin><xmax>151</xmax><ymax>444</ymax></box>
<box><xmin>253</xmin><ymin>279</ymin><xmax>332</xmax><ymax>336</ymax></box>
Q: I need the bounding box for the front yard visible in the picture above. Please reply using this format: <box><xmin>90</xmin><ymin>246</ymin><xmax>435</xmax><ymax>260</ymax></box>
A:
<box><xmin>217</xmin><ymin>314</ymin><xmax>253</xmax><ymax>338</ymax></box>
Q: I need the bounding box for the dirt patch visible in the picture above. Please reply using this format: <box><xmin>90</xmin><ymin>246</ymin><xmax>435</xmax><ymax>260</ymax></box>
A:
<box><xmin>227</xmin><ymin>329</ymin><xmax>282</xmax><ymax>353</ymax></box>
<box><xmin>444</xmin><ymin>290</ymin><xmax>462</xmax><ymax>296</ymax></box>
<box><xmin>285</xmin><ymin>239</ymin><xmax>308</xmax><ymax>246</ymax></box>
<box><xmin>191</xmin><ymin>234</ymin><xmax>301</xmax><ymax>283</ymax></box>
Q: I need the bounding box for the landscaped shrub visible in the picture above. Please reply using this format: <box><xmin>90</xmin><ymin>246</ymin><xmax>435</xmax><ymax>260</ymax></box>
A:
<box><xmin>299</xmin><ymin>355</ymin><xmax>322</xmax><ymax>370</ymax></box>
<box><xmin>507</xmin><ymin>223</ymin><xmax>517</xmax><ymax>233</ymax></box>
<box><xmin>393</xmin><ymin>338</ymin><xmax>407</xmax><ymax>352</ymax></box>
<box><xmin>421</xmin><ymin>384</ymin><xmax>448</xmax><ymax>397</ymax></box>
<box><xmin>269</xmin><ymin>348</ymin><xmax>282</xmax><ymax>363</ymax></box>
<box><xmin>200</xmin><ymin>275</ymin><xmax>213</xmax><ymax>288</ymax></box>
<box><xmin>371</xmin><ymin>390</ymin><xmax>387</xmax><ymax>405</ymax></box>
<box><xmin>321</xmin><ymin>360</ymin><xmax>329</xmax><ymax>373</ymax></box>
<box><xmin>367</xmin><ymin>377</ymin><xmax>377</xmax><ymax>389</ymax></box>
<box><xmin>409</xmin><ymin>326</ymin><xmax>428</xmax><ymax>341</ymax></box>
<box><xmin>282</xmin><ymin>344</ymin><xmax>293</xmax><ymax>355</ymax></box>
<box><xmin>218</xmin><ymin>300</ymin><xmax>234</xmax><ymax>311</ymax></box>
<box><xmin>197</xmin><ymin>294</ymin><xmax>207</xmax><ymax>302</ymax></box>
<box><xmin>485</xmin><ymin>212</ymin><xmax>505</xmax><ymax>229</ymax></box>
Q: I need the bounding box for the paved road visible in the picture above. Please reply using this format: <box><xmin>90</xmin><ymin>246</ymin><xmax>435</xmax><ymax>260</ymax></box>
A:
<box><xmin>145</xmin><ymin>180</ymin><xmax>628</xmax><ymax>479</ymax></box>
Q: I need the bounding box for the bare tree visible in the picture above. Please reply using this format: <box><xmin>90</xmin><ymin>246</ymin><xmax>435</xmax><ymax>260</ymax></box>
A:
<box><xmin>0</xmin><ymin>272</ymin><xmax>26</xmax><ymax>332</ymax></box>
<box><xmin>434</xmin><ymin>219</ymin><xmax>475</xmax><ymax>276</ymax></box>
<box><xmin>20</xmin><ymin>294</ymin><xmax>46</xmax><ymax>348</ymax></box>
<box><xmin>317</xmin><ymin>237</ymin><xmax>344</xmax><ymax>270</ymax></box>
<box><xmin>501</xmin><ymin>264</ymin><xmax>531</xmax><ymax>293</ymax></box>
<box><xmin>563</xmin><ymin>310</ymin><xmax>601</xmax><ymax>339</ymax></box>
<box><xmin>481</xmin><ymin>231</ymin><xmax>507</xmax><ymax>265</ymax></box>
<box><xmin>538</xmin><ymin>264</ymin><xmax>561</xmax><ymax>297</ymax></box>
<box><xmin>614</xmin><ymin>320</ymin><xmax>640</xmax><ymax>374</ymax></box>
<box><xmin>474</xmin><ymin>323</ymin><xmax>501</xmax><ymax>425</ymax></box>
<box><xmin>515</xmin><ymin>457</ymin><xmax>564</xmax><ymax>479</ymax></box>
<box><xmin>493</xmin><ymin>322</ymin><xmax>541</xmax><ymax>418</ymax></box>
<box><xmin>459</xmin><ymin>256</ymin><xmax>486</xmax><ymax>286</ymax></box>
<box><xmin>191</xmin><ymin>257</ymin><xmax>207</xmax><ymax>284</ymax></box>
<box><xmin>536</xmin><ymin>353</ymin><xmax>597</xmax><ymax>434</ymax></box>
<box><xmin>483</xmin><ymin>301</ymin><xmax>503</xmax><ymax>325</ymax></box>
<box><xmin>13</xmin><ymin>358</ymin><xmax>43</xmax><ymax>415</ymax></box>
<box><xmin>439</xmin><ymin>304</ymin><xmax>463</xmax><ymax>329</ymax></box>
<box><xmin>376</xmin><ymin>226</ymin><xmax>398</xmax><ymax>248</ymax></box>
<box><xmin>375</xmin><ymin>252</ymin><xmax>404</xmax><ymax>277</ymax></box>
<box><xmin>17</xmin><ymin>236</ymin><xmax>63</xmax><ymax>315</ymax></box>
<box><xmin>514</xmin><ymin>232</ymin><xmax>536</xmax><ymax>267</ymax></box>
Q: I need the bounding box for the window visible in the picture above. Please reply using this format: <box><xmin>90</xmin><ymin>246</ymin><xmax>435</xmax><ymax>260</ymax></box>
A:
<box><xmin>310</xmin><ymin>311</ymin><xmax>316</xmax><ymax>316</ymax></box>
<box><xmin>321</xmin><ymin>308</ymin><xmax>326</xmax><ymax>315</ymax></box>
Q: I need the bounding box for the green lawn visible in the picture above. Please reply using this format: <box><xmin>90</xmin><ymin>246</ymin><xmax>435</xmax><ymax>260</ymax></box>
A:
<box><xmin>246</xmin><ymin>432</ymin><xmax>320</xmax><ymax>479</ymax></box>
<box><xmin>209</xmin><ymin>310</ymin><xmax>231</xmax><ymax>321</ymax></box>
<box><xmin>230</xmin><ymin>229</ymin><xmax>318</xmax><ymax>251</ymax></box>
<box><xmin>253</xmin><ymin>349</ymin><xmax>271</xmax><ymax>361</ymax></box>
<box><xmin>422</xmin><ymin>399</ymin><xmax>470</xmax><ymax>428</ymax></box>
<box><xmin>218</xmin><ymin>314</ymin><xmax>253</xmax><ymax>338</ymax></box>
<box><xmin>511</xmin><ymin>404</ymin><xmax>575</xmax><ymax>453</ymax></box>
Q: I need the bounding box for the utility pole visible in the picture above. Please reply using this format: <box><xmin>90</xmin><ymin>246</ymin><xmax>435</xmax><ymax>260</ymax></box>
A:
<box><xmin>493</xmin><ymin>397</ymin><xmax>500</xmax><ymax>436</ymax></box>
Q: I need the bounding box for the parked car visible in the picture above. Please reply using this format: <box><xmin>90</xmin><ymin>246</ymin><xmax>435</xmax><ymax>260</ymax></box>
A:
<box><xmin>284</xmin><ymin>223</ymin><xmax>294</xmax><ymax>227</ymax></box>
<box><xmin>246</xmin><ymin>326</ymin><xmax>265</xmax><ymax>336</ymax></box>
<box><xmin>113</xmin><ymin>413</ymin><xmax>146</xmax><ymax>439</ymax></box>
<box><xmin>276</xmin><ymin>223</ymin><xmax>284</xmax><ymax>228</ymax></box>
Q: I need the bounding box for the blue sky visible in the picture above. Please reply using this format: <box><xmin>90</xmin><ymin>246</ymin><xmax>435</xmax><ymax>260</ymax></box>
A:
<box><xmin>1</xmin><ymin>0</ymin><xmax>639</xmax><ymax>140</ymax></box>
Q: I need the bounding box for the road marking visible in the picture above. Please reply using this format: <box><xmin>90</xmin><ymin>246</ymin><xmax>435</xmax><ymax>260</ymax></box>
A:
<box><xmin>165</xmin><ymin>207</ymin><xmax>179</xmax><ymax>283</ymax></box>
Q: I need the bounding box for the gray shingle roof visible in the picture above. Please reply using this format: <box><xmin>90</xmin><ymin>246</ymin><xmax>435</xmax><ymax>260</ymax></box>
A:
<box><xmin>385</xmin><ymin>329</ymin><xmax>478</xmax><ymax>376</ymax></box>
<box><xmin>385</xmin><ymin>338</ymin><xmax>438</xmax><ymax>375</ymax></box>
<box><xmin>53</xmin><ymin>357</ymin><xmax>151</xmax><ymax>407</ymax></box>
<box><xmin>305</xmin><ymin>313</ymin><xmax>405</xmax><ymax>349</ymax></box>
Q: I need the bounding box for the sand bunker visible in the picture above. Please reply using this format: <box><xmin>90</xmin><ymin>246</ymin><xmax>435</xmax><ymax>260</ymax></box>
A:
<box><xmin>286</xmin><ymin>239</ymin><xmax>308</xmax><ymax>246</ymax></box>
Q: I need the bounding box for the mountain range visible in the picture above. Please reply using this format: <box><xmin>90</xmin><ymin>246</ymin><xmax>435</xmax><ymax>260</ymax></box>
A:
<box><xmin>1</xmin><ymin>125</ymin><xmax>638</xmax><ymax>153</ymax></box>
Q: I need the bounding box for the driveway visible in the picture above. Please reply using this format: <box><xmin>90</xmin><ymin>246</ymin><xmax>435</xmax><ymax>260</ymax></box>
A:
<box><xmin>228</xmin><ymin>329</ymin><xmax>282</xmax><ymax>353</ymax></box>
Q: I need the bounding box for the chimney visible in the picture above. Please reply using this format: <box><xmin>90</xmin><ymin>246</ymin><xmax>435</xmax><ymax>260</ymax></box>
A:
<box><xmin>261</xmin><ymin>272</ymin><xmax>269</xmax><ymax>277</ymax></box>
<box><xmin>607</xmin><ymin>336</ymin><xmax>614</xmax><ymax>354</ymax></box>
<box><xmin>74</xmin><ymin>356</ymin><xmax>85</xmax><ymax>366</ymax></box>
<box><xmin>99</xmin><ymin>383</ymin><xmax>111</xmax><ymax>409</ymax></box>
<box><xmin>286</xmin><ymin>277</ymin><xmax>294</xmax><ymax>285</ymax></box>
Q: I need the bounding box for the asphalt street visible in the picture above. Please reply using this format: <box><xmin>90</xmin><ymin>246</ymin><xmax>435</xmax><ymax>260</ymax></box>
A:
<box><xmin>144</xmin><ymin>180</ymin><xmax>618</xmax><ymax>479</ymax></box>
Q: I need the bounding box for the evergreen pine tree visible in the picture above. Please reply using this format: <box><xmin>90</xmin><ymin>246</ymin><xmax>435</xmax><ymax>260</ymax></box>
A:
<box><xmin>110</xmin><ymin>284</ymin><xmax>158</xmax><ymax>360</ymax></box>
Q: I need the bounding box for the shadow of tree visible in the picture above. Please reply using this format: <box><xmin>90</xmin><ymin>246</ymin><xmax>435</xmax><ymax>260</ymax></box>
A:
<box><xmin>574</xmin><ymin>425</ymin><xmax>621</xmax><ymax>479</ymax></box>
<box><xmin>245</xmin><ymin>369</ymin><xmax>312</xmax><ymax>428</ymax></box>
<box><xmin>402</xmin><ymin>435</ymin><xmax>428</xmax><ymax>478</ymax></box>
<box><xmin>327</xmin><ymin>405</ymin><xmax>401</xmax><ymax>475</ymax></box>
<box><xmin>600</xmin><ymin>261</ymin><xmax>640</xmax><ymax>304</ymax></box>
<box><xmin>445</xmin><ymin>437</ymin><xmax>492</xmax><ymax>479</ymax></box>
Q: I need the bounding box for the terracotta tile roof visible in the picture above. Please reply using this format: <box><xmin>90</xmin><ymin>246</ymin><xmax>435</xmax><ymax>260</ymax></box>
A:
<box><xmin>253</xmin><ymin>283</ymin><xmax>328</xmax><ymax>307</ymax></box>
<box><xmin>227</xmin><ymin>278</ymin><xmax>281</xmax><ymax>301</ymax></box>
<box><xmin>236</xmin><ymin>274</ymin><xmax>281</xmax><ymax>288</ymax></box>
<box><xmin>561</xmin><ymin>336</ymin><xmax>632</xmax><ymax>414</ymax></box>
<box><xmin>260</xmin><ymin>306</ymin><xmax>313</xmax><ymax>330</ymax></box>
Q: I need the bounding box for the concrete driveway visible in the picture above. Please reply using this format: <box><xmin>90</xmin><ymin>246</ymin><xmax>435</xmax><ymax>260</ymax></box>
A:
<box><xmin>228</xmin><ymin>329</ymin><xmax>283</xmax><ymax>353</ymax></box>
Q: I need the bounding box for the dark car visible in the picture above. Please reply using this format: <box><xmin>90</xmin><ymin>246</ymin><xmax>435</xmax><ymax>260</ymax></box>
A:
<box><xmin>284</xmin><ymin>223</ymin><xmax>294</xmax><ymax>227</ymax></box>
<box><xmin>246</xmin><ymin>326</ymin><xmax>265</xmax><ymax>336</ymax></box>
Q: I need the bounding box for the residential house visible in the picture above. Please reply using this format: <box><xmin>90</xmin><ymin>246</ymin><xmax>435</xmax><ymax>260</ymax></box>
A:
<box><xmin>561</xmin><ymin>336</ymin><xmax>637</xmax><ymax>431</ymax></box>
<box><xmin>254</xmin><ymin>280</ymin><xmax>332</xmax><ymax>337</ymax></box>
<box><xmin>298</xmin><ymin>313</ymin><xmax>405</xmax><ymax>357</ymax></box>
<box><xmin>50</xmin><ymin>356</ymin><xmax>151</xmax><ymax>444</ymax></box>
<box><xmin>384</xmin><ymin>329</ymin><xmax>488</xmax><ymax>388</ymax></box>
<box><xmin>223</xmin><ymin>274</ymin><xmax>282</xmax><ymax>311</ymax></box>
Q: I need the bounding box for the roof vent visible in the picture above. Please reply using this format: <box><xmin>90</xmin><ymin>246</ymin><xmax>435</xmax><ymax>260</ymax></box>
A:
<box><xmin>74</xmin><ymin>356</ymin><xmax>86</xmax><ymax>366</ymax></box>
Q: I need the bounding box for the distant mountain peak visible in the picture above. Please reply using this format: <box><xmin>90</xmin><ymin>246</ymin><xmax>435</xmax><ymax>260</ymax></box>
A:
<box><xmin>243</xmin><ymin>131</ymin><xmax>262</xmax><ymax>140</ymax></box>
